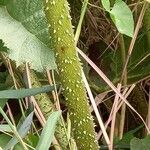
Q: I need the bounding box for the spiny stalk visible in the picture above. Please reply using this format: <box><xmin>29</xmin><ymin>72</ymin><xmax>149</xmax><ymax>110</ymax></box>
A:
<box><xmin>43</xmin><ymin>0</ymin><xmax>99</xmax><ymax>149</ymax></box>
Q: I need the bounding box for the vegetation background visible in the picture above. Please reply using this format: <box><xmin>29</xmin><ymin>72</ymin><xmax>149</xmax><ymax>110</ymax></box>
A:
<box><xmin>0</xmin><ymin>0</ymin><xmax>150</xmax><ymax>149</ymax></box>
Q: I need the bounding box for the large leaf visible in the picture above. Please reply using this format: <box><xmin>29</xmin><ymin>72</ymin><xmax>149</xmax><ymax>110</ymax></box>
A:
<box><xmin>36</xmin><ymin>111</ymin><xmax>61</xmax><ymax>150</ymax></box>
<box><xmin>6</xmin><ymin>0</ymin><xmax>50</xmax><ymax>47</ymax></box>
<box><xmin>110</xmin><ymin>0</ymin><xmax>134</xmax><ymax>37</ymax></box>
<box><xmin>0</xmin><ymin>7</ymin><xmax>56</xmax><ymax>72</ymax></box>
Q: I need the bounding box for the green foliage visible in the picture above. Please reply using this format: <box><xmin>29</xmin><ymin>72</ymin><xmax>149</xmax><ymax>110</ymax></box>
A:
<box><xmin>0</xmin><ymin>0</ymin><xmax>149</xmax><ymax>149</ymax></box>
<box><xmin>0</xmin><ymin>108</ymin><xmax>62</xmax><ymax>149</ymax></box>
<box><xmin>28</xmin><ymin>71</ymin><xmax>69</xmax><ymax>149</ymax></box>
<box><xmin>6</xmin><ymin>0</ymin><xmax>49</xmax><ymax>46</ymax></box>
<box><xmin>130</xmin><ymin>135</ymin><xmax>150</xmax><ymax>150</ymax></box>
<box><xmin>0</xmin><ymin>125</ymin><xmax>12</xmax><ymax>132</ymax></box>
<box><xmin>0</xmin><ymin>0</ymin><xmax>8</xmax><ymax>6</ymax></box>
<box><xmin>90</xmin><ymin>35</ymin><xmax>150</xmax><ymax>91</ymax></box>
<box><xmin>4</xmin><ymin>112</ymin><xmax>34</xmax><ymax>150</ymax></box>
<box><xmin>0</xmin><ymin>39</ymin><xmax>9</xmax><ymax>52</ymax></box>
<box><xmin>101</xmin><ymin>0</ymin><xmax>110</xmax><ymax>11</ymax></box>
<box><xmin>0</xmin><ymin>99</ymin><xmax>7</xmax><ymax>109</ymax></box>
<box><xmin>101</xmin><ymin>0</ymin><xmax>134</xmax><ymax>37</ymax></box>
<box><xmin>26</xmin><ymin>134</ymin><xmax>39</xmax><ymax>148</ymax></box>
<box><xmin>110</xmin><ymin>0</ymin><xmax>134</xmax><ymax>37</ymax></box>
<box><xmin>36</xmin><ymin>111</ymin><xmax>61</xmax><ymax>150</ymax></box>
<box><xmin>0</xmin><ymin>71</ymin><xmax>12</xmax><ymax>90</ymax></box>
<box><xmin>111</xmin><ymin>35</ymin><xmax>150</xmax><ymax>84</ymax></box>
<box><xmin>0</xmin><ymin>6</ymin><xmax>56</xmax><ymax>72</ymax></box>
<box><xmin>115</xmin><ymin>125</ymin><xmax>143</xmax><ymax>147</ymax></box>
<box><xmin>143</xmin><ymin>5</ymin><xmax>150</xmax><ymax>49</ymax></box>
<box><xmin>0</xmin><ymin>85</ymin><xmax>56</xmax><ymax>99</ymax></box>
<box><xmin>0</xmin><ymin>134</ymin><xmax>22</xmax><ymax>150</ymax></box>
<box><xmin>0</xmin><ymin>71</ymin><xmax>10</xmax><ymax>108</ymax></box>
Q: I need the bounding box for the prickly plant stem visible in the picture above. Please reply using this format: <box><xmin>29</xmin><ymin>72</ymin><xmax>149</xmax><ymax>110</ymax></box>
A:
<box><xmin>43</xmin><ymin>0</ymin><xmax>99</xmax><ymax>149</ymax></box>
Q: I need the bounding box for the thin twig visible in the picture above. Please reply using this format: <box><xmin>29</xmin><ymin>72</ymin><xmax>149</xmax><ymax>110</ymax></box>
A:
<box><xmin>109</xmin><ymin>84</ymin><xmax>121</xmax><ymax>150</ymax></box>
<box><xmin>147</xmin><ymin>87</ymin><xmax>150</xmax><ymax>134</ymax></box>
<box><xmin>97</xmin><ymin>84</ymin><xmax>135</xmax><ymax>139</ymax></box>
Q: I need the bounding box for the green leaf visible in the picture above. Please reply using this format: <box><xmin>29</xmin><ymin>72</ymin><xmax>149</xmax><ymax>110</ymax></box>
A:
<box><xmin>101</xmin><ymin>0</ymin><xmax>110</xmax><ymax>11</ymax></box>
<box><xmin>0</xmin><ymin>39</ymin><xmax>9</xmax><ymax>52</ymax></box>
<box><xmin>0</xmin><ymin>134</ymin><xmax>11</xmax><ymax>148</ymax></box>
<box><xmin>0</xmin><ymin>125</ymin><xmax>12</xmax><ymax>132</ymax></box>
<box><xmin>36</xmin><ymin>111</ymin><xmax>61</xmax><ymax>150</ymax></box>
<box><xmin>0</xmin><ymin>0</ymin><xmax>8</xmax><ymax>6</ymax></box>
<box><xmin>0</xmin><ymin>99</ymin><xmax>8</xmax><ymax>108</ymax></box>
<box><xmin>4</xmin><ymin>112</ymin><xmax>34</xmax><ymax>150</ymax></box>
<box><xmin>130</xmin><ymin>135</ymin><xmax>150</xmax><ymax>150</ymax></box>
<box><xmin>26</xmin><ymin>134</ymin><xmax>39</xmax><ymax>148</ymax></box>
<box><xmin>0</xmin><ymin>85</ymin><xmax>57</xmax><ymax>99</ymax></box>
<box><xmin>110</xmin><ymin>0</ymin><xmax>134</xmax><ymax>37</ymax></box>
<box><xmin>143</xmin><ymin>5</ymin><xmax>150</xmax><ymax>49</ymax></box>
<box><xmin>116</xmin><ymin>125</ymin><xmax>143</xmax><ymax>145</ymax></box>
<box><xmin>0</xmin><ymin>7</ymin><xmax>56</xmax><ymax>72</ymax></box>
<box><xmin>0</xmin><ymin>134</ymin><xmax>22</xmax><ymax>150</ymax></box>
<box><xmin>6</xmin><ymin>0</ymin><xmax>50</xmax><ymax>47</ymax></box>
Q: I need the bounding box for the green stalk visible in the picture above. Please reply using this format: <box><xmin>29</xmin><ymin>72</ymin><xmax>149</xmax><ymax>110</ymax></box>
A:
<box><xmin>119</xmin><ymin>34</ymin><xmax>127</xmax><ymax>139</ymax></box>
<box><xmin>74</xmin><ymin>0</ymin><xmax>88</xmax><ymax>45</ymax></box>
<box><xmin>43</xmin><ymin>0</ymin><xmax>99</xmax><ymax>149</ymax></box>
<box><xmin>1</xmin><ymin>47</ymin><xmax>69</xmax><ymax>149</ymax></box>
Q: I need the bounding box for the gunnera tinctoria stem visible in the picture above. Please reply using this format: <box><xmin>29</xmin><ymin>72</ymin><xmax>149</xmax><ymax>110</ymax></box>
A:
<box><xmin>43</xmin><ymin>0</ymin><xmax>99</xmax><ymax>149</ymax></box>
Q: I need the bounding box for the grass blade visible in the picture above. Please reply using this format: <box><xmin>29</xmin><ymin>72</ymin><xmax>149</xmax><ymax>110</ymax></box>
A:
<box><xmin>36</xmin><ymin>111</ymin><xmax>61</xmax><ymax>150</ymax></box>
<box><xmin>4</xmin><ymin>112</ymin><xmax>34</xmax><ymax>150</ymax></box>
<box><xmin>0</xmin><ymin>125</ymin><xmax>12</xmax><ymax>132</ymax></box>
<box><xmin>0</xmin><ymin>85</ymin><xmax>57</xmax><ymax>99</ymax></box>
